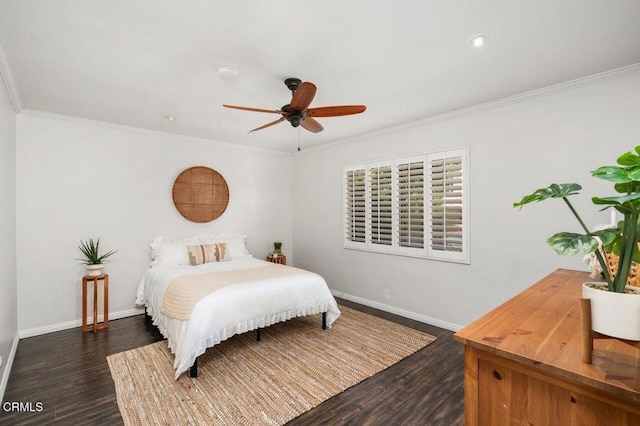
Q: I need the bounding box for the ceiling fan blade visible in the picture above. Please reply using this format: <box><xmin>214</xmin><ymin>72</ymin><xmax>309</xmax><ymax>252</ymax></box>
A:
<box><xmin>301</xmin><ymin>117</ymin><xmax>324</xmax><ymax>133</ymax></box>
<box><xmin>290</xmin><ymin>82</ymin><xmax>317</xmax><ymax>111</ymax></box>
<box><xmin>307</xmin><ymin>105</ymin><xmax>366</xmax><ymax>117</ymax></box>
<box><xmin>223</xmin><ymin>105</ymin><xmax>284</xmax><ymax>114</ymax></box>
<box><xmin>249</xmin><ymin>117</ymin><xmax>286</xmax><ymax>133</ymax></box>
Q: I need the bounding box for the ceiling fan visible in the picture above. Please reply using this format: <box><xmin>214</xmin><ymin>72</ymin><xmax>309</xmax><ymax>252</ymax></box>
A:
<box><xmin>223</xmin><ymin>78</ymin><xmax>366</xmax><ymax>134</ymax></box>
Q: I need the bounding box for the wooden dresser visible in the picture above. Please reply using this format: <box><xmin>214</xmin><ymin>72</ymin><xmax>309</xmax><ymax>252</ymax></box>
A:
<box><xmin>453</xmin><ymin>269</ymin><xmax>640</xmax><ymax>425</ymax></box>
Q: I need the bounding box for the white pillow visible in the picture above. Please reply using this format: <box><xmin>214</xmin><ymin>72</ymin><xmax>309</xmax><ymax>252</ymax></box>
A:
<box><xmin>150</xmin><ymin>236</ymin><xmax>198</xmax><ymax>266</ymax></box>
<box><xmin>197</xmin><ymin>233</ymin><xmax>252</xmax><ymax>259</ymax></box>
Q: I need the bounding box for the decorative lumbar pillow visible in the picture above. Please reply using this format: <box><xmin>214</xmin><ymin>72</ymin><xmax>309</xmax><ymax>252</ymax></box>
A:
<box><xmin>186</xmin><ymin>243</ymin><xmax>230</xmax><ymax>266</ymax></box>
<box><xmin>197</xmin><ymin>233</ymin><xmax>252</xmax><ymax>259</ymax></box>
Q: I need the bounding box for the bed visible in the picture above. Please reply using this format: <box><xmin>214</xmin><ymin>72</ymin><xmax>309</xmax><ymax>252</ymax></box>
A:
<box><xmin>135</xmin><ymin>233</ymin><xmax>341</xmax><ymax>379</ymax></box>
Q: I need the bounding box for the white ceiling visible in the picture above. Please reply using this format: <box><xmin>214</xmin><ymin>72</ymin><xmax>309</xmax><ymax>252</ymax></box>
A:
<box><xmin>1</xmin><ymin>1</ymin><xmax>639</xmax><ymax>152</ymax></box>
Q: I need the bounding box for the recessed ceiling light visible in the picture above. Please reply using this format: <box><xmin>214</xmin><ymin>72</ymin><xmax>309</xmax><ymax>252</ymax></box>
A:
<box><xmin>218</xmin><ymin>66</ymin><xmax>239</xmax><ymax>78</ymax></box>
<box><xmin>165</xmin><ymin>115</ymin><xmax>176</xmax><ymax>121</ymax></box>
<box><xmin>470</xmin><ymin>34</ymin><xmax>486</xmax><ymax>47</ymax></box>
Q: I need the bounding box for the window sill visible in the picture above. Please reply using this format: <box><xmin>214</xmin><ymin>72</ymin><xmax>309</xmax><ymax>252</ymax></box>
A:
<box><xmin>342</xmin><ymin>244</ymin><xmax>470</xmax><ymax>264</ymax></box>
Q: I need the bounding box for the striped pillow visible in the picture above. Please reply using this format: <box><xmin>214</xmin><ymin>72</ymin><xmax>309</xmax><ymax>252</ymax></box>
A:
<box><xmin>186</xmin><ymin>243</ymin><xmax>230</xmax><ymax>266</ymax></box>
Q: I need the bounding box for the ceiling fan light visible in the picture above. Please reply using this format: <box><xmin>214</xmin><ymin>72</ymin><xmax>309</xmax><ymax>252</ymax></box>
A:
<box><xmin>288</xmin><ymin>113</ymin><xmax>303</xmax><ymax>127</ymax></box>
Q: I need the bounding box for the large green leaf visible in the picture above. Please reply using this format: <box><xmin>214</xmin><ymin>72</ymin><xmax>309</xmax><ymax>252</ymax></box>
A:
<box><xmin>513</xmin><ymin>183</ymin><xmax>581</xmax><ymax>208</ymax></box>
<box><xmin>603</xmin><ymin>232</ymin><xmax>640</xmax><ymax>264</ymax></box>
<box><xmin>617</xmin><ymin>147</ymin><xmax>640</xmax><ymax>166</ymax></box>
<box><xmin>614</xmin><ymin>181</ymin><xmax>640</xmax><ymax>194</ymax></box>
<box><xmin>591</xmin><ymin>166</ymin><xmax>634</xmax><ymax>183</ymax></box>
<box><xmin>604</xmin><ymin>236</ymin><xmax>621</xmax><ymax>255</ymax></box>
<box><xmin>547</xmin><ymin>232</ymin><xmax>599</xmax><ymax>256</ymax></box>
<box><xmin>629</xmin><ymin>166</ymin><xmax>640</xmax><ymax>180</ymax></box>
<box><xmin>591</xmin><ymin>228</ymin><xmax>619</xmax><ymax>246</ymax></box>
<box><xmin>592</xmin><ymin>194</ymin><xmax>640</xmax><ymax>214</ymax></box>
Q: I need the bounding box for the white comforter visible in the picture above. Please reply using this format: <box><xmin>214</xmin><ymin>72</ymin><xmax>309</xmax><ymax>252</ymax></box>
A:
<box><xmin>136</xmin><ymin>258</ymin><xmax>341</xmax><ymax>378</ymax></box>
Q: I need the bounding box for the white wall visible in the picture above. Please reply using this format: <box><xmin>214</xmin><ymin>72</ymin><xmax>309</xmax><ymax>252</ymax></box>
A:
<box><xmin>10</xmin><ymin>71</ymin><xmax>640</xmax><ymax>337</ymax></box>
<box><xmin>0</xmin><ymin>72</ymin><xmax>17</xmax><ymax>399</ymax></box>
<box><xmin>16</xmin><ymin>112</ymin><xmax>292</xmax><ymax>333</ymax></box>
<box><xmin>292</xmin><ymin>72</ymin><xmax>640</xmax><ymax>330</ymax></box>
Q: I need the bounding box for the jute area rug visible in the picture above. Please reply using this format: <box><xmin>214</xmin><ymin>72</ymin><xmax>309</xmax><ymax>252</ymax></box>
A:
<box><xmin>107</xmin><ymin>306</ymin><xmax>436</xmax><ymax>425</ymax></box>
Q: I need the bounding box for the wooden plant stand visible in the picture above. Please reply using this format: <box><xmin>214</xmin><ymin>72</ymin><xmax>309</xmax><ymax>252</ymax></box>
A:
<box><xmin>82</xmin><ymin>273</ymin><xmax>109</xmax><ymax>333</ymax></box>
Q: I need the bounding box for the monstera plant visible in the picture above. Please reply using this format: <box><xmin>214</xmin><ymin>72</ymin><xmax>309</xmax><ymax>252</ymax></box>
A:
<box><xmin>514</xmin><ymin>146</ymin><xmax>640</xmax><ymax>294</ymax></box>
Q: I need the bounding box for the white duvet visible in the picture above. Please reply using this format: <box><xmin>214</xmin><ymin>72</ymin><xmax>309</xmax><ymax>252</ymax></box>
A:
<box><xmin>136</xmin><ymin>257</ymin><xmax>341</xmax><ymax>378</ymax></box>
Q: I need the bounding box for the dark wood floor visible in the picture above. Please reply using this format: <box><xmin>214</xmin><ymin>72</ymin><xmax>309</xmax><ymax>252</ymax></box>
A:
<box><xmin>1</xmin><ymin>299</ymin><xmax>465</xmax><ymax>425</ymax></box>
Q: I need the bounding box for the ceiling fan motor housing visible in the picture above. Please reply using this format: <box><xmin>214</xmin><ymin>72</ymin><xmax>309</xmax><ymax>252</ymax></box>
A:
<box><xmin>280</xmin><ymin>104</ymin><xmax>306</xmax><ymax>127</ymax></box>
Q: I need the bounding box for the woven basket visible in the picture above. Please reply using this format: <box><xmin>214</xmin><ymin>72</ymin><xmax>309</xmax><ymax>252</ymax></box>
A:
<box><xmin>603</xmin><ymin>250</ymin><xmax>640</xmax><ymax>288</ymax></box>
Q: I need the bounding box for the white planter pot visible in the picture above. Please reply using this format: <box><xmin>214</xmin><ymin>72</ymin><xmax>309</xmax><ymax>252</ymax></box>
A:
<box><xmin>85</xmin><ymin>264</ymin><xmax>105</xmax><ymax>276</ymax></box>
<box><xmin>582</xmin><ymin>282</ymin><xmax>640</xmax><ymax>341</ymax></box>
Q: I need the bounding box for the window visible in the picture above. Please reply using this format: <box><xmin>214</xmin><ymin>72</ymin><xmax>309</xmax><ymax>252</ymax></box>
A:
<box><xmin>427</xmin><ymin>149</ymin><xmax>467</xmax><ymax>261</ymax></box>
<box><xmin>345</xmin><ymin>168</ymin><xmax>366</xmax><ymax>243</ymax></box>
<box><xmin>370</xmin><ymin>164</ymin><xmax>393</xmax><ymax>246</ymax></box>
<box><xmin>343</xmin><ymin>147</ymin><xmax>469</xmax><ymax>263</ymax></box>
<box><xmin>397</xmin><ymin>159</ymin><xmax>425</xmax><ymax>250</ymax></box>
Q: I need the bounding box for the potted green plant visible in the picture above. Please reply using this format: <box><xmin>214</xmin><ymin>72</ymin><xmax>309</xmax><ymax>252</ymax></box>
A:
<box><xmin>273</xmin><ymin>242</ymin><xmax>282</xmax><ymax>257</ymax></box>
<box><xmin>77</xmin><ymin>238</ymin><xmax>117</xmax><ymax>276</ymax></box>
<box><xmin>514</xmin><ymin>145</ymin><xmax>640</xmax><ymax>341</ymax></box>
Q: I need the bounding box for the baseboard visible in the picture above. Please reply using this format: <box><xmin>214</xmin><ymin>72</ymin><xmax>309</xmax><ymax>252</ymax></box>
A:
<box><xmin>331</xmin><ymin>290</ymin><xmax>463</xmax><ymax>332</ymax></box>
<box><xmin>0</xmin><ymin>333</ymin><xmax>20</xmax><ymax>403</ymax></box>
<box><xmin>17</xmin><ymin>308</ymin><xmax>145</xmax><ymax>339</ymax></box>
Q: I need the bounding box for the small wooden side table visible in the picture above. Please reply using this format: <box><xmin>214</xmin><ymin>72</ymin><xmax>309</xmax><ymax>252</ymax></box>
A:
<box><xmin>82</xmin><ymin>273</ymin><xmax>109</xmax><ymax>333</ymax></box>
<box><xmin>266</xmin><ymin>254</ymin><xmax>286</xmax><ymax>265</ymax></box>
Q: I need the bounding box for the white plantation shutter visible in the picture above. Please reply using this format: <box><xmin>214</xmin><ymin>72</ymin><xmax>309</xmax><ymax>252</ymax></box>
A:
<box><xmin>370</xmin><ymin>165</ymin><xmax>393</xmax><ymax>246</ymax></box>
<box><xmin>397</xmin><ymin>160</ymin><xmax>425</xmax><ymax>250</ymax></box>
<box><xmin>343</xmin><ymin>147</ymin><xmax>468</xmax><ymax>263</ymax></box>
<box><xmin>427</xmin><ymin>149</ymin><xmax>468</xmax><ymax>262</ymax></box>
<box><xmin>345</xmin><ymin>168</ymin><xmax>366</xmax><ymax>243</ymax></box>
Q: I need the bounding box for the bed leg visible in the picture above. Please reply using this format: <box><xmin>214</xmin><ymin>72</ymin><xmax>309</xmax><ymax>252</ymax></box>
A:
<box><xmin>256</xmin><ymin>328</ymin><xmax>261</xmax><ymax>342</ymax></box>
<box><xmin>189</xmin><ymin>358</ymin><xmax>198</xmax><ymax>378</ymax></box>
<box><xmin>322</xmin><ymin>312</ymin><xmax>327</xmax><ymax>330</ymax></box>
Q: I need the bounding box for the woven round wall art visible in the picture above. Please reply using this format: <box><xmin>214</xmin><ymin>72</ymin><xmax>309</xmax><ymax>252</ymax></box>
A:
<box><xmin>172</xmin><ymin>166</ymin><xmax>229</xmax><ymax>223</ymax></box>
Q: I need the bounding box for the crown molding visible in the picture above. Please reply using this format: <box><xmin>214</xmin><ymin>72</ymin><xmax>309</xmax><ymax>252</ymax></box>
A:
<box><xmin>0</xmin><ymin>33</ymin><xmax>23</xmax><ymax>112</ymax></box>
<box><xmin>300</xmin><ymin>62</ymin><xmax>640</xmax><ymax>154</ymax></box>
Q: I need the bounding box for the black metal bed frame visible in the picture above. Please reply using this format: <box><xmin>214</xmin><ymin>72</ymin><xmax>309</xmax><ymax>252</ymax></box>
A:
<box><xmin>189</xmin><ymin>311</ymin><xmax>327</xmax><ymax>378</ymax></box>
<box><xmin>144</xmin><ymin>308</ymin><xmax>328</xmax><ymax>378</ymax></box>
